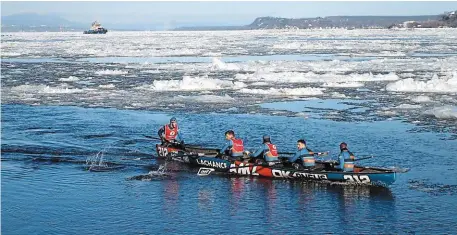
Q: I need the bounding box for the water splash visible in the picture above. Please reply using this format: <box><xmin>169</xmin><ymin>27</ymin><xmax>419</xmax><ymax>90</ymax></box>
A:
<box><xmin>85</xmin><ymin>146</ymin><xmax>125</xmax><ymax>171</ymax></box>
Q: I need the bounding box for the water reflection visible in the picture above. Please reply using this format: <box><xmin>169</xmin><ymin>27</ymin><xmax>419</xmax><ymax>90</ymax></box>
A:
<box><xmin>161</xmin><ymin>178</ymin><xmax>180</xmax><ymax>220</ymax></box>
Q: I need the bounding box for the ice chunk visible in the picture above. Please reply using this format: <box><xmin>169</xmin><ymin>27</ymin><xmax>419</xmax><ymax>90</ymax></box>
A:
<box><xmin>238</xmin><ymin>87</ymin><xmax>325</xmax><ymax>96</ymax></box>
<box><xmin>394</xmin><ymin>104</ymin><xmax>422</xmax><ymax>109</ymax></box>
<box><xmin>137</xmin><ymin>76</ymin><xmax>246</xmax><ymax>91</ymax></box>
<box><xmin>322</xmin><ymin>82</ymin><xmax>364</xmax><ymax>88</ymax></box>
<box><xmin>11</xmin><ymin>84</ymin><xmax>84</xmax><ymax>94</ymax></box>
<box><xmin>424</xmin><ymin>106</ymin><xmax>457</xmax><ymax>119</ymax></box>
<box><xmin>99</xmin><ymin>84</ymin><xmax>116</xmax><ymax>89</ymax></box>
<box><xmin>95</xmin><ymin>70</ymin><xmax>128</xmax><ymax>75</ymax></box>
<box><xmin>174</xmin><ymin>94</ymin><xmax>235</xmax><ymax>103</ymax></box>
<box><xmin>59</xmin><ymin>76</ymin><xmax>80</xmax><ymax>82</ymax></box>
<box><xmin>386</xmin><ymin>73</ymin><xmax>457</xmax><ymax>93</ymax></box>
<box><xmin>235</xmin><ymin>71</ymin><xmax>399</xmax><ymax>84</ymax></box>
<box><xmin>211</xmin><ymin>58</ymin><xmax>240</xmax><ymax>71</ymax></box>
<box><xmin>410</xmin><ymin>95</ymin><xmax>432</xmax><ymax>103</ymax></box>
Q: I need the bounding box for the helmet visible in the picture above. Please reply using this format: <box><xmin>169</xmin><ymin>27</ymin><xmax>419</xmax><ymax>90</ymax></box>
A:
<box><xmin>340</xmin><ymin>142</ymin><xmax>348</xmax><ymax>150</ymax></box>
<box><xmin>225</xmin><ymin>130</ymin><xmax>235</xmax><ymax>136</ymax></box>
<box><xmin>170</xmin><ymin>117</ymin><xmax>177</xmax><ymax>123</ymax></box>
<box><xmin>263</xmin><ymin>135</ymin><xmax>271</xmax><ymax>143</ymax></box>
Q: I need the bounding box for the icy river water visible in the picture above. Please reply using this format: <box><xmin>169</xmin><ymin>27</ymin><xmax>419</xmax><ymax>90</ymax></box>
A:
<box><xmin>2</xmin><ymin>30</ymin><xmax>457</xmax><ymax>234</ymax></box>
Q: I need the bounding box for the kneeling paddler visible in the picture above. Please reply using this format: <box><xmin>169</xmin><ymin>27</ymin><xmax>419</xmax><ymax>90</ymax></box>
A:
<box><xmin>336</xmin><ymin>142</ymin><xmax>356</xmax><ymax>172</ymax></box>
<box><xmin>286</xmin><ymin>139</ymin><xmax>316</xmax><ymax>170</ymax></box>
<box><xmin>157</xmin><ymin>117</ymin><xmax>184</xmax><ymax>148</ymax></box>
<box><xmin>250</xmin><ymin>135</ymin><xmax>281</xmax><ymax>166</ymax></box>
<box><xmin>218</xmin><ymin>130</ymin><xmax>244</xmax><ymax>161</ymax></box>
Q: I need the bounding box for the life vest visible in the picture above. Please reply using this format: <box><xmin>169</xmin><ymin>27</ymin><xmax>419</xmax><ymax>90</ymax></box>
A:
<box><xmin>231</xmin><ymin>138</ymin><xmax>244</xmax><ymax>154</ymax></box>
<box><xmin>342</xmin><ymin>151</ymin><xmax>355</xmax><ymax>172</ymax></box>
<box><xmin>343</xmin><ymin>158</ymin><xmax>354</xmax><ymax>172</ymax></box>
<box><xmin>302</xmin><ymin>155</ymin><xmax>316</xmax><ymax>167</ymax></box>
<box><xmin>265</xmin><ymin>143</ymin><xmax>279</xmax><ymax>162</ymax></box>
<box><xmin>164</xmin><ymin>124</ymin><xmax>178</xmax><ymax>140</ymax></box>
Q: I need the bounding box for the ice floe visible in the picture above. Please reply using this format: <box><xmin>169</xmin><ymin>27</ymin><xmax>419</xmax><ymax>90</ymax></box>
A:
<box><xmin>211</xmin><ymin>58</ymin><xmax>240</xmax><ymax>71</ymax></box>
<box><xmin>137</xmin><ymin>76</ymin><xmax>246</xmax><ymax>91</ymax></box>
<box><xmin>174</xmin><ymin>94</ymin><xmax>235</xmax><ymax>103</ymax></box>
<box><xmin>322</xmin><ymin>82</ymin><xmax>364</xmax><ymax>88</ymax></box>
<box><xmin>410</xmin><ymin>95</ymin><xmax>432</xmax><ymax>103</ymax></box>
<box><xmin>95</xmin><ymin>70</ymin><xmax>128</xmax><ymax>75</ymax></box>
<box><xmin>238</xmin><ymin>87</ymin><xmax>325</xmax><ymax>96</ymax></box>
<box><xmin>386</xmin><ymin>73</ymin><xmax>457</xmax><ymax>93</ymax></box>
<box><xmin>11</xmin><ymin>84</ymin><xmax>84</xmax><ymax>94</ymax></box>
<box><xmin>394</xmin><ymin>104</ymin><xmax>422</xmax><ymax>109</ymax></box>
<box><xmin>99</xmin><ymin>84</ymin><xmax>116</xmax><ymax>89</ymax></box>
<box><xmin>235</xmin><ymin>71</ymin><xmax>399</xmax><ymax>84</ymax></box>
<box><xmin>59</xmin><ymin>76</ymin><xmax>80</xmax><ymax>82</ymax></box>
<box><xmin>424</xmin><ymin>106</ymin><xmax>457</xmax><ymax>119</ymax></box>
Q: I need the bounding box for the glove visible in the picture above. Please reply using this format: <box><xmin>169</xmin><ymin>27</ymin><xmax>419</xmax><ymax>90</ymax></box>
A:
<box><xmin>292</xmin><ymin>163</ymin><xmax>301</xmax><ymax>170</ymax></box>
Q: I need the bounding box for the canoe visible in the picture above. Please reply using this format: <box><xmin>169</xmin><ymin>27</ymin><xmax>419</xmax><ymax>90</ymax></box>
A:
<box><xmin>155</xmin><ymin>144</ymin><xmax>398</xmax><ymax>186</ymax></box>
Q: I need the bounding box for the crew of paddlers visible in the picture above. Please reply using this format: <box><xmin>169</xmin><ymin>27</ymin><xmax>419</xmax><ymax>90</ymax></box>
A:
<box><xmin>158</xmin><ymin>117</ymin><xmax>357</xmax><ymax>172</ymax></box>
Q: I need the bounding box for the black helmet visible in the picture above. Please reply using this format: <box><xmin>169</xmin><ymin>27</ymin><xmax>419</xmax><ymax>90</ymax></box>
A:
<box><xmin>340</xmin><ymin>142</ymin><xmax>348</xmax><ymax>150</ymax></box>
<box><xmin>225</xmin><ymin>130</ymin><xmax>235</xmax><ymax>136</ymax></box>
<box><xmin>263</xmin><ymin>135</ymin><xmax>271</xmax><ymax>143</ymax></box>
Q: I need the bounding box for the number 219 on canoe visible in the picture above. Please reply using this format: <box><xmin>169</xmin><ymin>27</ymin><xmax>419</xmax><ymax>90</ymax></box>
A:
<box><xmin>158</xmin><ymin>147</ymin><xmax>168</xmax><ymax>157</ymax></box>
<box><xmin>343</xmin><ymin>175</ymin><xmax>371</xmax><ymax>183</ymax></box>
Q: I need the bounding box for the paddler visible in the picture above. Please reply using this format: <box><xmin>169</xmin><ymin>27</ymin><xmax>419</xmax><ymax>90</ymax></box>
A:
<box><xmin>336</xmin><ymin>142</ymin><xmax>355</xmax><ymax>172</ymax></box>
<box><xmin>157</xmin><ymin>117</ymin><xmax>184</xmax><ymax>147</ymax></box>
<box><xmin>218</xmin><ymin>130</ymin><xmax>244</xmax><ymax>160</ymax></box>
<box><xmin>287</xmin><ymin>139</ymin><xmax>316</xmax><ymax>169</ymax></box>
<box><xmin>250</xmin><ymin>135</ymin><xmax>280</xmax><ymax>165</ymax></box>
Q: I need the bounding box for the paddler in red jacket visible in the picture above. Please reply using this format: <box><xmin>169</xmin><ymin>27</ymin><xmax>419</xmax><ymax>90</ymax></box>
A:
<box><xmin>157</xmin><ymin>117</ymin><xmax>184</xmax><ymax>147</ymax></box>
<box><xmin>250</xmin><ymin>135</ymin><xmax>280</xmax><ymax>165</ymax></box>
<box><xmin>219</xmin><ymin>130</ymin><xmax>244</xmax><ymax>160</ymax></box>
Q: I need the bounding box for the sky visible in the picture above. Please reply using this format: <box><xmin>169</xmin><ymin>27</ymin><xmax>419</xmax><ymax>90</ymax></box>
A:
<box><xmin>2</xmin><ymin>1</ymin><xmax>457</xmax><ymax>26</ymax></box>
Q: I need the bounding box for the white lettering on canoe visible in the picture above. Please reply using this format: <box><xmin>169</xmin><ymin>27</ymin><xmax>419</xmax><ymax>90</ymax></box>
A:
<box><xmin>196</xmin><ymin>159</ymin><xmax>227</xmax><ymax>169</ymax></box>
<box><xmin>272</xmin><ymin>170</ymin><xmax>327</xmax><ymax>180</ymax></box>
<box><xmin>252</xmin><ymin>166</ymin><xmax>259</xmax><ymax>176</ymax></box>
<box><xmin>229</xmin><ymin>164</ymin><xmax>237</xmax><ymax>173</ymax></box>
<box><xmin>238</xmin><ymin>163</ymin><xmax>251</xmax><ymax>175</ymax></box>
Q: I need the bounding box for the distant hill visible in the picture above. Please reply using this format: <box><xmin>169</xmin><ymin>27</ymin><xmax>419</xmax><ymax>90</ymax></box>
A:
<box><xmin>1</xmin><ymin>13</ymin><xmax>73</xmax><ymax>26</ymax></box>
<box><xmin>246</xmin><ymin>15</ymin><xmax>440</xmax><ymax>29</ymax></box>
<box><xmin>1</xmin><ymin>13</ymin><xmax>86</xmax><ymax>31</ymax></box>
<box><xmin>1</xmin><ymin>13</ymin><xmax>181</xmax><ymax>32</ymax></box>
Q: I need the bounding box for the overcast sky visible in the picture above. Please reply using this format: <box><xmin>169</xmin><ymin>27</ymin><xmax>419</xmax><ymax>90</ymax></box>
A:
<box><xmin>2</xmin><ymin>1</ymin><xmax>457</xmax><ymax>25</ymax></box>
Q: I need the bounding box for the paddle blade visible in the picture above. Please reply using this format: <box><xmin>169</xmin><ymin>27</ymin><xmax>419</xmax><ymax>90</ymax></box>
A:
<box><xmin>390</xmin><ymin>167</ymin><xmax>410</xmax><ymax>173</ymax></box>
<box><xmin>315</xmin><ymin>151</ymin><xmax>329</xmax><ymax>156</ymax></box>
<box><xmin>197</xmin><ymin>167</ymin><xmax>215</xmax><ymax>176</ymax></box>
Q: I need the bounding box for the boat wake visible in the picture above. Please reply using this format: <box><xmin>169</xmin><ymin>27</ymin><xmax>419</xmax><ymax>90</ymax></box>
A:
<box><xmin>127</xmin><ymin>163</ymin><xmax>171</xmax><ymax>181</ymax></box>
<box><xmin>409</xmin><ymin>180</ymin><xmax>457</xmax><ymax>195</ymax></box>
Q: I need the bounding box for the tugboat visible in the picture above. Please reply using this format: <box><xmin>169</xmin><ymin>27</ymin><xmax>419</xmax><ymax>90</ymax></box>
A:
<box><xmin>83</xmin><ymin>21</ymin><xmax>108</xmax><ymax>34</ymax></box>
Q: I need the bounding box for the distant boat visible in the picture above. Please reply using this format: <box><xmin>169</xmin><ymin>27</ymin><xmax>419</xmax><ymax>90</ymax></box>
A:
<box><xmin>83</xmin><ymin>21</ymin><xmax>108</xmax><ymax>34</ymax></box>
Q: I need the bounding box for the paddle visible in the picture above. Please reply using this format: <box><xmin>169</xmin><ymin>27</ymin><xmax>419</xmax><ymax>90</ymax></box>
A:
<box><xmin>279</xmin><ymin>151</ymin><xmax>329</xmax><ymax>156</ymax></box>
<box><xmin>144</xmin><ymin>135</ymin><xmax>219</xmax><ymax>151</ymax></box>
<box><xmin>319</xmin><ymin>156</ymin><xmax>374</xmax><ymax>164</ymax></box>
<box><xmin>354</xmin><ymin>156</ymin><xmax>374</xmax><ymax>161</ymax></box>
<box><xmin>121</xmin><ymin>157</ymin><xmax>155</xmax><ymax>161</ymax></box>
<box><xmin>144</xmin><ymin>135</ymin><xmax>162</xmax><ymax>141</ymax></box>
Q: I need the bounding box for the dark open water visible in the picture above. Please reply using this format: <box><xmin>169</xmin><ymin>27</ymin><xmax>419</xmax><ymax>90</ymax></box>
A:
<box><xmin>2</xmin><ymin>104</ymin><xmax>457</xmax><ymax>234</ymax></box>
